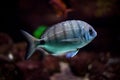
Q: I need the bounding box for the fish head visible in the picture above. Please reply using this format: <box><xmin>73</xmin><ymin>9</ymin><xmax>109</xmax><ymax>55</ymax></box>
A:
<box><xmin>80</xmin><ymin>21</ymin><xmax>97</xmax><ymax>43</ymax></box>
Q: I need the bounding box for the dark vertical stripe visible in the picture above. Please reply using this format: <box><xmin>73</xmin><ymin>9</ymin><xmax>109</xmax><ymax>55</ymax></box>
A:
<box><xmin>70</xmin><ymin>21</ymin><xmax>76</xmax><ymax>38</ymax></box>
<box><xmin>53</xmin><ymin>25</ymin><xmax>57</xmax><ymax>42</ymax></box>
<box><xmin>76</xmin><ymin>21</ymin><xmax>82</xmax><ymax>35</ymax></box>
<box><xmin>62</xmin><ymin>23</ymin><xmax>67</xmax><ymax>39</ymax></box>
<box><xmin>76</xmin><ymin>21</ymin><xmax>83</xmax><ymax>41</ymax></box>
<box><xmin>76</xmin><ymin>21</ymin><xmax>85</xmax><ymax>41</ymax></box>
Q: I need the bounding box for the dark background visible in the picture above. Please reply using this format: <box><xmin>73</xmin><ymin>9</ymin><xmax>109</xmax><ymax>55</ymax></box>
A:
<box><xmin>0</xmin><ymin>0</ymin><xmax>120</xmax><ymax>80</ymax></box>
<box><xmin>0</xmin><ymin>0</ymin><xmax>119</xmax><ymax>53</ymax></box>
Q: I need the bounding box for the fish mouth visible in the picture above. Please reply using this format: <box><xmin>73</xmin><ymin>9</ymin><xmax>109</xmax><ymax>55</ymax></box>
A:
<box><xmin>92</xmin><ymin>28</ymin><xmax>97</xmax><ymax>37</ymax></box>
<box><xmin>94</xmin><ymin>30</ymin><xmax>97</xmax><ymax>38</ymax></box>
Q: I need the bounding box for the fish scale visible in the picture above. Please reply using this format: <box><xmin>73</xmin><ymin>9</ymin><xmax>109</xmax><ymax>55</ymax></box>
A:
<box><xmin>42</xmin><ymin>20</ymin><xmax>82</xmax><ymax>43</ymax></box>
<box><xmin>63</xmin><ymin>21</ymin><xmax>71</xmax><ymax>39</ymax></box>
<box><xmin>42</xmin><ymin>20</ymin><xmax>94</xmax><ymax>45</ymax></box>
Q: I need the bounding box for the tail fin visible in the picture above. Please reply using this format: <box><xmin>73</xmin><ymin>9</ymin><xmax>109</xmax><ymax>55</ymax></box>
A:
<box><xmin>21</xmin><ymin>30</ymin><xmax>40</xmax><ymax>60</ymax></box>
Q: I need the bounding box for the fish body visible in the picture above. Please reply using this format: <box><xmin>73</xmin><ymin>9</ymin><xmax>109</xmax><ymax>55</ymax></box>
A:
<box><xmin>22</xmin><ymin>20</ymin><xmax>97</xmax><ymax>59</ymax></box>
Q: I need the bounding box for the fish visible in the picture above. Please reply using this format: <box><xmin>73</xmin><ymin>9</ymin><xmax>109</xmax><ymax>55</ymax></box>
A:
<box><xmin>49</xmin><ymin>0</ymin><xmax>73</xmax><ymax>18</ymax></box>
<box><xmin>21</xmin><ymin>20</ymin><xmax>97</xmax><ymax>60</ymax></box>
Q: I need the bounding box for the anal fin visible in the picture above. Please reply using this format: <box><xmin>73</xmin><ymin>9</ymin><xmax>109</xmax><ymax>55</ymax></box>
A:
<box><xmin>66</xmin><ymin>50</ymin><xmax>79</xmax><ymax>58</ymax></box>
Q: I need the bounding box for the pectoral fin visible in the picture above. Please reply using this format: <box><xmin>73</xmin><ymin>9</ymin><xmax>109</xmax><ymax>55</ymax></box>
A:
<box><xmin>66</xmin><ymin>50</ymin><xmax>79</xmax><ymax>58</ymax></box>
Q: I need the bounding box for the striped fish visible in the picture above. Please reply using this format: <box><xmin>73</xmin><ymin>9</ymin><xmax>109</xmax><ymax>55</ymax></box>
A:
<box><xmin>22</xmin><ymin>20</ymin><xmax>97</xmax><ymax>60</ymax></box>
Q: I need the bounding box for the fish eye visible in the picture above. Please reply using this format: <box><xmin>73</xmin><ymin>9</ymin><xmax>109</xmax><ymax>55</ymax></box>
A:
<box><xmin>40</xmin><ymin>40</ymin><xmax>45</xmax><ymax>45</ymax></box>
<box><xmin>89</xmin><ymin>28</ymin><xmax>93</xmax><ymax>36</ymax></box>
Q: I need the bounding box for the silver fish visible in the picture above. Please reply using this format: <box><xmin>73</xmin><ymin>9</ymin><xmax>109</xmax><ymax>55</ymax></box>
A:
<box><xmin>22</xmin><ymin>20</ymin><xmax>97</xmax><ymax>60</ymax></box>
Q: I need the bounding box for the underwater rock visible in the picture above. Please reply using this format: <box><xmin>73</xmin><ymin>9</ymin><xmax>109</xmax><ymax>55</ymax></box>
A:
<box><xmin>16</xmin><ymin>60</ymin><xmax>50</xmax><ymax>80</ymax></box>
<box><xmin>0</xmin><ymin>32</ymin><xmax>13</xmax><ymax>54</ymax></box>
<box><xmin>69</xmin><ymin>52</ymin><xmax>96</xmax><ymax>76</ymax></box>
<box><xmin>50</xmin><ymin>62</ymin><xmax>85</xmax><ymax>80</ymax></box>
<box><xmin>12</xmin><ymin>42</ymin><xmax>27</xmax><ymax>61</ymax></box>
<box><xmin>42</xmin><ymin>55</ymin><xmax>60</xmax><ymax>75</ymax></box>
<box><xmin>0</xmin><ymin>62</ymin><xmax>23</xmax><ymax>80</ymax></box>
<box><xmin>0</xmin><ymin>33</ymin><xmax>14</xmax><ymax>62</ymax></box>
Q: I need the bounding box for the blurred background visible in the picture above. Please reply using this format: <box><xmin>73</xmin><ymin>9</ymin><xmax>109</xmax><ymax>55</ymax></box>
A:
<box><xmin>0</xmin><ymin>0</ymin><xmax>120</xmax><ymax>80</ymax></box>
